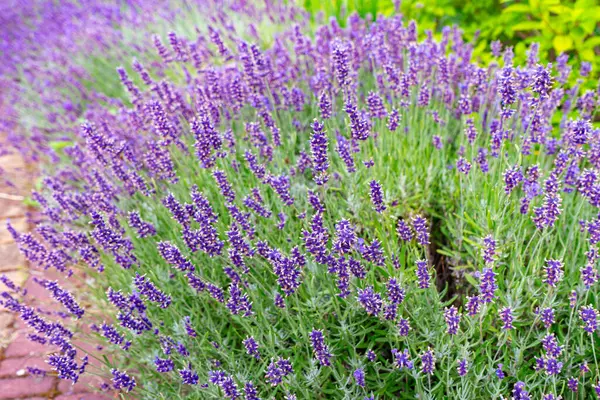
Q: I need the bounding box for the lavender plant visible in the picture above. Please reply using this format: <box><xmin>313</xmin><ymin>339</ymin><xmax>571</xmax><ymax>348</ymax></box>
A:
<box><xmin>2</xmin><ymin>3</ymin><xmax>600</xmax><ymax>399</ymax></box>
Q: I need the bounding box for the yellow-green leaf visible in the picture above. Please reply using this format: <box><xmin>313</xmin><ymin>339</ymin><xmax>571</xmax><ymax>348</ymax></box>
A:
<box><xmin>580</xmin><ymin>49</ymin><xmax>595</xmax><ymax>61</ymax></box>
<box><xmin>503</xmin><ymin>4</ymin><xmax>531</xmax><ymax>13</ymax></box>
<box><xmin>548</xmin><ymin>5</ymin><xmax>571</xmax><ymax>15</ymax></box>
<box><xmin>583</xmin><ymin>37</ymin><xmax>600</xmax><ymax>49</ymax></box>
<box><xmin>553</xmin><ymin>35</ymin><xmax>574</xmax><ymax>53</ymax></box>
<box><xmin>512</xmin><ymin>21</ymin><xmax>543</xmax><ymax>31</ymax></box>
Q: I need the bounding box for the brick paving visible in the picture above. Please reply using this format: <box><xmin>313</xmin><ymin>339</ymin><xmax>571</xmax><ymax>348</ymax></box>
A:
<box><xmin>0</xmin><ymin>134</ymin><xmax>112</xmax><ymax>399</ymax></box>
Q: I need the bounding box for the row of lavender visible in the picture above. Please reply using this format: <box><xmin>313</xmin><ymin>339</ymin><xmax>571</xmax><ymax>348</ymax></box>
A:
<box><xmin>2</xmin><ymin>2</ymin><xmax>600</xmax><ymax>399</ymax></box>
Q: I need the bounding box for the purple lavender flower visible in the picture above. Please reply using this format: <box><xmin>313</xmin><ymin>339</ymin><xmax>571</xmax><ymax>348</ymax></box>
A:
<box><xmin>541</xmin><ymin>334</ymin><xmax>561</xmax><ymax>358</ymax></box>
<box><xmin>594</xmin><ymin>381</ymin><xmax>600</xmax><ymax>398</ymax></box>
<box><xmin>539</xmin><ymin>307</ymin><xmax>555</xmax><ymax>329</ymax></box>
<box><xmin>363</xmin><ymin>239</ymin><xmax>385</xmax><ymax>266</ymax></box>
<box><xmin>221</xmin><ymin>376</ymin><xmax>240</xmax><ymax>399</ymax></box>
<box><xmin>457</xmin><ymin>359</ymin><xmax>468</xmax><ymax>377</ymax></box>
<box><xmin>498</xmin><ymin>67</ymin><xmax>516</xmax><ymax>116</ymax></box>
<box><xmin>513</xmin><ymin>381</ymin><xmax>530</xmax><ymax>400</ymax></box>
<box><xmin>244</xmin><ymin>382</ymin><xmax>259</xmax><ymax>400</ymax></box>
<box><xmin>412</xmin><ymin>215</ymin><xmax>430</xmax><ymax>246</ymax></box>
<box><xmin>226</xmin><ymin>283</ymin><xmax>253</xmax><ymax>316</ymax></box>
<box><xmin>153</xmin><ymin>34</ymin><xmax>172</xmax><ymax>63</ymax></box>
<box><xmin>580</xmin><ymin>61</ymin><xmax>592</xmax><ymax>77</ymax></box>
<box><xmin>476</xmin><ymin>147</ymin><xmax>489</xmax><ymax>173</ymax></box>
<box><xmin>570</xmin><ymin>290</ymin><xmax>578</xmax><ymax>308</ymax></box>
<box><xmin>464</xmin><ymin>118</ymin><xmax>477</xmax><ymax>144</ymax></box>
<box><xmin>244</xmin><ymin>151</ymin><xmax>266</xmax><ymax>181</ymax></box>
<box><xmin>420</xmin><ymin>349</ymin><xmax>436</xmax><ymax>375</ymax></box>
<box><xmin>456</xmin><ymin>157</ymin><xmax>471</xmax><ymax>175</ymax></box>
<box><xmin>369</xmin><ymin>180</ymin><xmax>386</xmax><ymax>213</ymax></box>
<box><xmin>503</xmin><ymin>165</ymin><xmax>523</xmax><ymax>195</ymax></box>
<box><xmin>581</xmin><ymin>263</ymin><xmax>598</xmax><ymax>288</ymax></box>
<box><xmin>27</xmin><ymin>367</ymin><xmax>47</xmax><ymax>377</ymax></box>
<box><xmin>482</xmin><ymin>235</ymin><xmax>496</xmax><ymax>264</ymax></box>
<box><xmin>366</xmin><ymin>350</ymin><xmax>376</xmax><ymax>362</ymax></box>
<box><xmin>265</xmin><ymin>358</ymin><xmax>293</xmax><ymax>386</ymax></box>
<box><xmin>336</xmin><ymin>134</ymin><xmax>356</xmax><ymax>173</ymax></box>
<box><xmin>499</xmin><ymin>307</ymin><xmax>514</xmax><ymax>330</ymax></box>
<box><xmin>491</xmin><ymin>40</ymin><xmax>502</xmax><ymax>57</ymax></box>
<box><xmin>531</xmin><ymin>64</ymin><xmax>552</xmax><ymax>98</ymax></box>
<box><xmin>396</xmin><ymin>219</ymin><xmax>413</xmax><ymax>242</ymax></box>
<box><xmin>111</xmin><ymin>369</ymin><xmax>136</xmax><ymax>392</ymax></box>
<box><xmin>398</xmin><ymin>318</ymin><xmax>410</xmax><ymax>337</ymax></box>
<box><xmin>243</xmin><ymin>337</ymin><xmax>260</xmax><ymax>360</ymax></box>
<box><xmin>179</xmin><ymin>364</ymin><xmax>199</xmax><ymax>385</ymax></box>
<box><xmin>544</xmin><ymin>357</ymin><xmax>563</xmax><ymax>376</ymax></box>
<box><xmin>387</xmin><ymin>278</ymin><xmax>405</xmax><ymax>304</ymax></box>
<box><xmin>274</xmin><ymin>293</ymin><xmax>286</xmax><ymax>309</ymax></box>
<box><xmin>349</xmin><ymin>257</ymin><xmax>366</xmax><ymax>279</ymax></box>
<box><xmin>353</xmin><ymin>368</ymin><xmax>366</xmax><ymax>387</ymax></box>
<box><xmin>567</xmin><ymin>377</ymin><xmax>578</xmax><ymax>392</ymax></box>
<box><xmin>387</xmin><ymin>108</ymin><xmax>400</xmax><ymax>131</ymax></box>
<box><xmin>268</xmin><ymin>174</ymin><xmax>294</xmax><ymax>206</ymax></box>
<box><xmin>480</xmin><ymin>267</ymin><xmax>497</xmax><ymax>303</ymax></box>
<box><xmin>580</xmin><ymin>305</ymin><xmax>598</xmax><ymax>334</ymax></box>
<box><xmin>307</xmin><ymin>190</ymin><xmax>324</xmax><ymax>214</ymax></box>
<box><xmin>391</xmin><ymin>348</ymin><xmax>413</xmax><ymax>370</ymax></box>
<box><xmin>357</xmin><ymin>286</ymin><xmax>383</xmax><ymax>316</ymax></box>
<box><xmin>213</xmin><ymin>169</ymin><xmax>236</xmax><ymax>204</ymax></box>
<box><xmin>41</xmin><ymin>280</ymin><xmax>84</xmax><ymax>319</ymax></box>
<box><xmin>332</xmin><ymin>39</ymin><xmax>351</xmax><ymax>87</ymax></box>
<box><xmin>333</xmin><ymin>220</ymin><xmax>356</xmax><ymax>254</ymax></box>
<box><xmin>272</xmin><ymin>253</ymin><xmax>302</xmax><ymax>296</ymax></box>
<box><xmin>100</xmin><ymin>323</ymin><xmax>125</xmax><ymax>347</ymax></box>
<box><xmin>158</xmin><ymin>242</ymin><xmax>194</xmax><ymax>272</ymax></box>
<box><xmin>310</xmin><ymin>119</ymin><xmax>329</xmax><ymax>185</ymax></box>
<box><xmin>415</xmin><ymin>260</ymin><xmax>430</xmax><ymax>289</ymax></box>
<box><xmin>543</xmin><ymin>259</ymin><xmax>563</xmax><ymax>287</ymax></box>
<box><xmin>444</xmin><ymin>306</ymin><xmax>461</xmax><ymax>335</ymax></box>
<box><xmin>181</xmin><ymin>316</ymin><xmax>196</xmax><ymax>338</ymax></box>
<box><xmin>495</xmin><ymin>364</ymin><xmax>505</xmax><ymax>379</ymax></box>
<box><xmin>319</xmin><ymin>91</ymin><xmax>332</xmax><ymax>120</ymax></box>
<box><xmin>277</xmin><ymin>212</ymin><xmax>287</xmax><ymax>230</ymax></box>
<box><xmin>134</xmin><ymin>274</ymin><xmax>171</xmax><ymax>308</ymax></box>
<box><xmin>367</xmin><ymin>91</ymin><xmax>387</xmax><ymax>119</ymax></box>
<box><xmin>154</xmin><ymin>356</ymin><xmax>174</xmax><ymax>373</ymax></box>
<box><xmin>465</xmin><ymin>295</ymin><xmax>481</xmax><ymax>316</ymax></box>
<box><xmin>128</xmin><ymin>211</ymin><xmax>156</xmax><ymax>238</ymax></box>
<box><xmin>533</xmin><ymin>192</ymin><xmax>562</xmax><ymax>229</ymax></box>
<box><xmin>207</xmin><ymin>283</ymin><xmax>225</xmax><ymax>303</ymax></box>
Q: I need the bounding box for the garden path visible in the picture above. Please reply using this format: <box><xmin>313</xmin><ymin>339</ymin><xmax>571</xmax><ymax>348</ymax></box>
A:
<box><xmin>0</xmin><ymin>132</ymin><xmax>110</xmax><ymax>400</ymax></box>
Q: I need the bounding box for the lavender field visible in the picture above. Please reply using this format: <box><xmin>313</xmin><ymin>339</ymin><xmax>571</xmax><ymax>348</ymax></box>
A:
<box><xmin>1</xmin><ymin>1</ymin><xmax>599</xmax><ymax>399</ymax></box>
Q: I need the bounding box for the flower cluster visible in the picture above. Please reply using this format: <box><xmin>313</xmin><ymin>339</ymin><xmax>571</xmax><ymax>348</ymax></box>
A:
<box><xmin>1</xmin><ymin>2</ymin><xmax>599</xmax><ymax>399</ymax></box>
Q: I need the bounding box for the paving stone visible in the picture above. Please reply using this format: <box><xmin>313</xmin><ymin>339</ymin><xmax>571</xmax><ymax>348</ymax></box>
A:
<box><xmin>0</xmin><ymin>311</ymin><xmax>14</xmax><ymax>330</ymax></box>
<box><xmin>55</xmin><ymin>394</ymin><xmax>111</xmax><ymax>400</ymax></box>
<box><xmin>2</xmin><ymin>269</ymin><xmax>28</xmax><ymax>291</ymax></box>
<box><xmin>0</xmin><ymin>243</ymin><xmax>24</xmax><ymax>271</ymax></box>
<box><xmin>0</xmin><ymin>217</ymin><xmax>28</xmax><ymax>244</ymax></box>
<box><xmin>2</xmin><ymin>269</ymin><xmax>28</xmax><ymax>289</ymax></box>
<box><xmin>0</xmin><ymin>197</ymin><xmax>27</xmax><ymax>219</ymax></box>
<box><xmin>3</xmin><ymin>331</ymin><xmax>47</xmax><ymax>358</ymax></box>
<box><xmin>58</xmin><ymin>374</ymin><xmax>103</xmax><ymax>395</ymax></box>
<box><xmin>0</xmin><ymin>355</ymin><xmax>47</xmax><ymax>377</ymax></box>
<box><xmin>0</xmin><ymin>376</ymin><xmax>54</xmax><ymax>399</ymax></box>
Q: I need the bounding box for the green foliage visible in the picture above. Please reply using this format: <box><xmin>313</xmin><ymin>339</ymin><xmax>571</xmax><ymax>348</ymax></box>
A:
<box><xmin>306</xmin><ymin>0</ymin><xmax>600</xmax><ymax>85</ymax></box>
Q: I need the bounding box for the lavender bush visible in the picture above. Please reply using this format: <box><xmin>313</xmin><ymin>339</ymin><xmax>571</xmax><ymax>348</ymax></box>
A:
<box><xmin>2</xmin><ymin>2</ymin><xmax>600</xmax><ymax>399</ymax></box>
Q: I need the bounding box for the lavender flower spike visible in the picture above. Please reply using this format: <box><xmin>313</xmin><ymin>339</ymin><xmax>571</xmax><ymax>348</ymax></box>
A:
<box><xmin>369</xmin><ymin>180</ymin><xmax>386</xmax><ymax>213</ymax></box>
<box><xmin>412</xmin><ymin>215</ymin><xmax>430</xmax><ymax>246</ymax></box>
